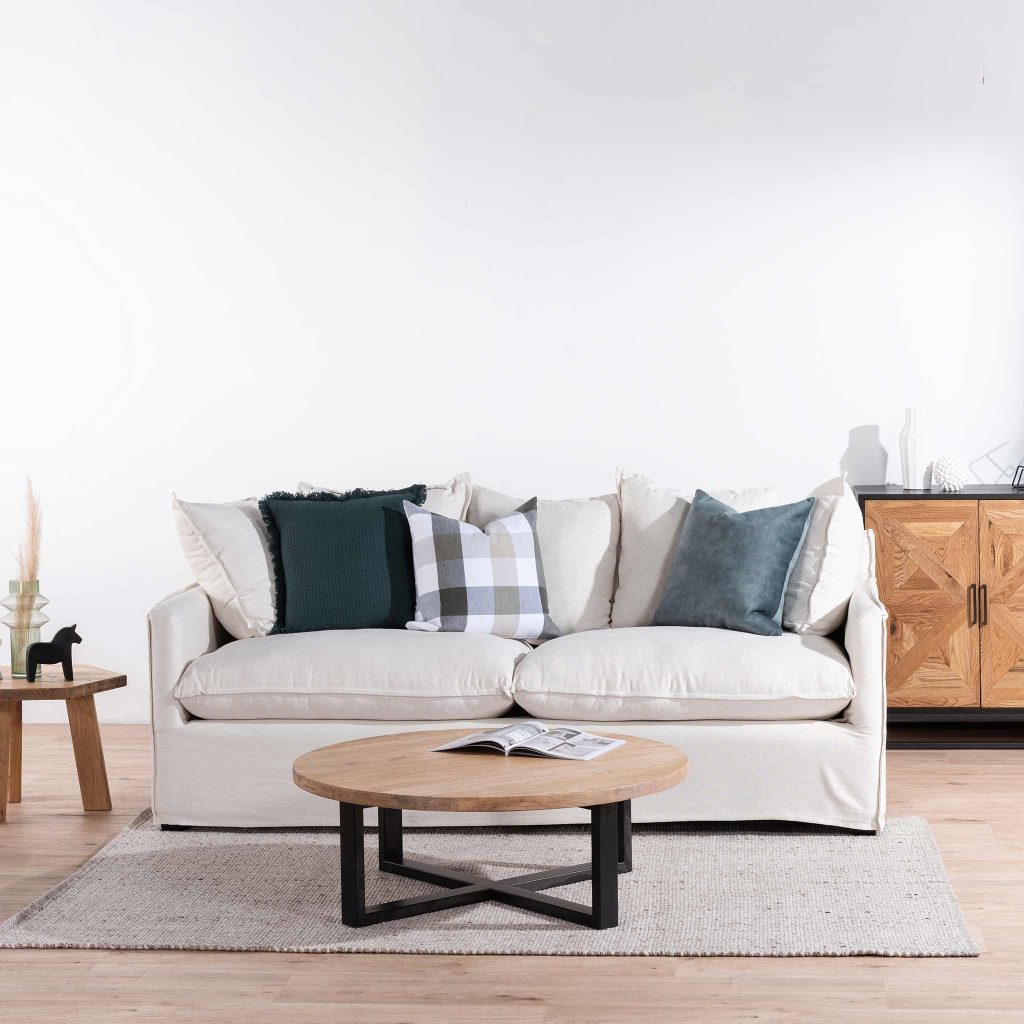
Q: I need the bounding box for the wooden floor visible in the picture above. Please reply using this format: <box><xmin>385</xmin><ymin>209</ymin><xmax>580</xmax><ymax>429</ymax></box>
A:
<box><xmin>0</xmin><ymin>725</ymin><xmax>1021</xmax><ymax>1023</ymax></box>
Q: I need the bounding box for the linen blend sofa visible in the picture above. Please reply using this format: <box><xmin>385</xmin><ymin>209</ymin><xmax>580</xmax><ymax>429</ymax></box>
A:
<box><xmin>149</xmin><ymin>474</ymin><xmax>887</xmax><ymax>832</ymax></box>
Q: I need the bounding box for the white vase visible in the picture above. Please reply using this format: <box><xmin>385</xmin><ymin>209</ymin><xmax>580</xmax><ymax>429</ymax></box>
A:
<box><xmin>899</xmin><ymin>408</ymin><xmax>928</xmax><ymax>490</ymax></box>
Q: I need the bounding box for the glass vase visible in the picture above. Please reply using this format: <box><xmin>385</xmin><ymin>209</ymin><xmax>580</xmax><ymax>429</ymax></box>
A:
<box><xmin>1</xmin><ymin>580</ymin><xmax>50</xmax><ymax>678</ymax></box>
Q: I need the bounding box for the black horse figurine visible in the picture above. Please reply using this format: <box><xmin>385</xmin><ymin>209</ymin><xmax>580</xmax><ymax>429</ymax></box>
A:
<box><xmin>26</xmin><ymin>625</ymin><xmax>82</xmax><ymax>683</ymax></box>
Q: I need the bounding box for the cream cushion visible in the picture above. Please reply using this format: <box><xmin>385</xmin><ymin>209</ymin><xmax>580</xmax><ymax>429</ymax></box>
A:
<box><xmin>467</xmin><ymin>486</ymin><xmax>619</xmax><ymax>634</ymax></box>
<box><xmin>172</xmin><ymin>495</ymin><xmax>275</xmax><ymax>640</ymax></box>
<box><xmin>174</xmin><ymin>629</ymin><xmax>527</xmax><ymax>720</ymax></box>
<box><xmin>298</xmin><ymin>474</ymin><xmax>472</xmax><ymax>520</ymax></box>
<box><xmin>513</xmin><ymin>626</ymin><xmax>854</xmax><ymax>722</ymax></box>
<box><xmin>611</xmin><ymin>470</ymin><xmax>781</xmax><ymax>628</ymax></box>
<box><xmin>783</xmin><ymin>477</ymin><xmax>869</xmax><ymax>636</ymax></box>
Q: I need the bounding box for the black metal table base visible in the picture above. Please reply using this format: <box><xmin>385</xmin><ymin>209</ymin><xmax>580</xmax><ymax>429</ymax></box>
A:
<box><xmin>338</xmin><ymin>801</ymin><xmax>632</xmax><ymax>930</ymax></box>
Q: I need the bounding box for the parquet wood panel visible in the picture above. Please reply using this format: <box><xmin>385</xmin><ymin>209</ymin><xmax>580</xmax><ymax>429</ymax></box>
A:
<box><xmin>980</xmin><ymin>500</ymin><xmax>1024</xmax><ymax>707</ymax></box>
<box><xmin>866</xmin><ymin>500</ymin><xmax>980</xmax><ymax>707</ymax></box>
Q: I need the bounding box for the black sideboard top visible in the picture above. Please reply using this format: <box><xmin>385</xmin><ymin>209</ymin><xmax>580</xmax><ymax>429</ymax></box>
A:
<box><xmin>854</xmin><ymin>483</ymin><xmax>1024</xmax><ymax>511</ymax></box>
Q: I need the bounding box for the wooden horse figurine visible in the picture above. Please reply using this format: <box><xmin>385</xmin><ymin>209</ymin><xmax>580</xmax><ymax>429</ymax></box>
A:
<box><xmin>26</xmin><ymin>625</ymin><xmax>82</xmax><ymax>683</ymax></box>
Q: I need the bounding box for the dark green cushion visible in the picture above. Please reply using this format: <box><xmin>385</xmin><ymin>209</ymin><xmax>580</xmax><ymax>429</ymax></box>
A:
<box><xmin>259</xmin><ymin>486</ymin><xmax>426</xmax><ymax>633</ymax></box>
<box><xmin>652</xmin><ymin>489</ymin><xmax>814</xmax><ymax>636</ymax></box>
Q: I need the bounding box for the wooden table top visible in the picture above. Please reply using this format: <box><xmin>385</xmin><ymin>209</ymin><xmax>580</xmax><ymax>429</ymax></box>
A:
<box><xmin>0</xmin><ymin>666</ymin><xmax>126</xmax><ymax>701</ymax></box>
<box><xmin>293</xmin><ymin>729</ymin><xmax>688</xmax><ymax>813</ymax></box>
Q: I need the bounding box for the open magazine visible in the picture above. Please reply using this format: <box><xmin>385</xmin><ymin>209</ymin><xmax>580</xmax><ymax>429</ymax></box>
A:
<box><xmin>433</xmin><ymin>721</ymin><xmax>624</xmax><ymax>761</ymax></box>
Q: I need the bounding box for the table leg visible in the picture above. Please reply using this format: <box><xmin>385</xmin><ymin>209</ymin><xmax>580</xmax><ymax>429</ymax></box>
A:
<box><xmin>8</xmin><ymin>701</ymin><xmax>22</xmax><ymax>804</ymax></box>
<box><xmin>66</xmin><ymin>695</ymin><xmax>111</xmax><ymax>811</ymax></box>
<box><xmin>0</xmin><ymin>703</ymin><xmax>14</xmax><ymax>822</ymax></box>
<box><xmin>340</xmin><ymin>802</ymin><xmax>367</xmax><ymax>926</ymax></box>
<box><xmin>378</xmin><ymin>808</ymin><xmax>403</xmax><ymax>868</ymax></box>
<box><xmin>617</xmin><ymin>799</ymin><xmax>632</xmax><ymax>871</ymax></box>
<box><xmin>591</xmin><ymin>802</ymin><xmax>620</xmax><ymax>929</ymax></box>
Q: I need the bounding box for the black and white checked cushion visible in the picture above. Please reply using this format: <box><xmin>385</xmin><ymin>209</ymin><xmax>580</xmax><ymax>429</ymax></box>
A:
<box><xmin>403</xmin><ymin>499</ymin><xmax>560</xmax><ymax>641</ymax></box>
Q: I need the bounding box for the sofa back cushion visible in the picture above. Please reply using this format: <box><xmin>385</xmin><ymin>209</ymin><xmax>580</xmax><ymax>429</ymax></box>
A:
<box><xmin>259</xmin><ymin>485</ymin><xmax>425</xmax><ymax>633</ymax></box>
<box><xmin>298</xmin><ymin>473</ymin><xmax>472</xmax><ymax>521</ymax></box>
<box><xmin>783</xmin><ymin>476</ymin><xmax>868</xmax><ymax>636</ymax></box>
<box><xmin>172</xmin><ymin>495</ymin><xmax>276</xmax><ymax>640</ymax></box>
<box><xmin>612</xmin><ymin>470</ymin><xmax>780</xmax><ymax>628</ymax></box>
<box><xmin>466</xmin><ymin>485</ymin><xmax>620</xmax><ymax>634</ymax></box>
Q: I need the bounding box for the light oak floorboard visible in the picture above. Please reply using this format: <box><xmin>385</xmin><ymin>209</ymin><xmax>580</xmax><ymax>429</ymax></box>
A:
<box><xmin>0</xmin><ymin>725</ymin><xmax>1020</xmax><ymax>1023</ymax></box>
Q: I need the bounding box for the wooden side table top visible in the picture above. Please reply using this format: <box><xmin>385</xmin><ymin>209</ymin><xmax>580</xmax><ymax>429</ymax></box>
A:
<box><xmin>0</xmin><ymin>665</ymin><xmax>126</xmax><ymax>700</ymax></box>
<box><xmin>293</xmin><ymin>729</ymin><xmax>688</xmax><ymax>813</ymax></box>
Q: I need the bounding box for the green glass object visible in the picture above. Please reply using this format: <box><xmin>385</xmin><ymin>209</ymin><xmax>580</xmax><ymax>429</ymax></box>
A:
<box><xmin>1</xmin><ymin>579</ymin><xmax>50</xmax><ymax>678</ymax></box>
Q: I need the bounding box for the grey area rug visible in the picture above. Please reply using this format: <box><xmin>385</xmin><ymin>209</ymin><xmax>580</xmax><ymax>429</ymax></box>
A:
<box><xmin>0</xmin><ymin>811</ymin><xmax>976</xmax><ymax>956</ymax></box>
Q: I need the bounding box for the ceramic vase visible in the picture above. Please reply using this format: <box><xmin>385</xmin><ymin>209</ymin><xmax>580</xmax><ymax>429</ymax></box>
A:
<box><xmin>1</xmin><ymin>579</ymin><xmax>50</xmax><ymax>678</ymax></box>
<box><xmin>899</xmin><ymin>408</ymin><xmax>929</xmax><ymax>490</ymax></box>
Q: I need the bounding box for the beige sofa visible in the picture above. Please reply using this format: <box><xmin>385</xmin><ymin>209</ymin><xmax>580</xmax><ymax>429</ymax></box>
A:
<box><xmin>148</xmin><ymin>539</ymin><xmax>886</xmax><ymax>831</ymax></box>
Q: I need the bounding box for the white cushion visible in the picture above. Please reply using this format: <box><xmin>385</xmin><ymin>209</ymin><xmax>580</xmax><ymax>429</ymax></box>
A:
<box><xmin>172</xmin><ymin>495</ymin><xmax>275</xmax><ymax>640</ymax></box>
<box><xmin>174</xmin><ymin>629</ymin><xmax>527</xmax><ymax>720</ymax></box>
<box><xmin>298</xmin><ymin>473</ymin><xmax>472</xmax><ymax>520</ymax></box>
<box><xmin>513</xmin><ymin>626</ymin><xmax>854</xmax><ymax>722</ymax></box>
<box><xmin>611</xmin><ymin>470</ymin><xmax>780</xmax><ymax>629</ymax></box>
<box><xmin>783</xmin><ymin>477</ymin><xmax>869</xmax><ymax>636</ymax></box>
<box><xmin>467</xmin><ymin>486</ymin><xmax>619</xmax><ymax>634</ymax></box>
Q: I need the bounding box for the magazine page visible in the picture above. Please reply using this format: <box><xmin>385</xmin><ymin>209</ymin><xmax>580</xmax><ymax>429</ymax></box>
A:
<box><xmin>432</xmin><ymin>721</ymin><xmax>548</xmax><ymax>753</ymax></box>
<box><xmin>515</xmin><ymin>728</ymin><xmax>625</xmax><ymax>761</ymax></box>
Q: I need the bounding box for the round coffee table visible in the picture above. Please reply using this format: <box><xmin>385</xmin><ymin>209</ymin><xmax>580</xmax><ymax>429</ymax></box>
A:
<box><xmin>293</xmin><ymin>729</ymin><xmax>687</xmax><ymax>930</ymax></box>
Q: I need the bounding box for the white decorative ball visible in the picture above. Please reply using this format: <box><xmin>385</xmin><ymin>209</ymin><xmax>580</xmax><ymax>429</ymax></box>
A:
<box><xmin>932</xmin><ymin>456</ymin><xmax>969</xmax><ymax>492</ymax></box>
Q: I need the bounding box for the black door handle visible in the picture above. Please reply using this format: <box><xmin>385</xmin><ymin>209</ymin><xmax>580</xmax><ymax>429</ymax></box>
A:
<box><xmin>980</xmin><ymin>584</ymin><xmax>989</xmax><ymax>627</ymax></box>
<box><xmin>968</xmin><ymin>583</ymin><xmax>977</xmax><ymax>626</ymax></box>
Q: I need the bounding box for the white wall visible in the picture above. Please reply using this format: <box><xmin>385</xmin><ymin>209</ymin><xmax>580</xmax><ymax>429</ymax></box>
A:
<box><xmin>2</xmin><ymin>1</ymin><xmax>1022</xmax><ymax>723</ymax></box>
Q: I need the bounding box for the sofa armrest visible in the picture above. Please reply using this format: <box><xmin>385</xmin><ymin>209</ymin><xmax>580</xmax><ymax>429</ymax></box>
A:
<box><xmin>147</xmin><ymin>584</ymin><xmax>222</xmax><ymax>731</ymax></box>
<box><xmin>842</xmin><ymin>533</ymin><xmax>888</xmax><ymax>734</ymax></box>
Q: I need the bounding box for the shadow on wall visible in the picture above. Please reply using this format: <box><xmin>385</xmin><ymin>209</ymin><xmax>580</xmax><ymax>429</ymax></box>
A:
<box><xmin>968</xmin><ymin>441</ymin><xmax>1023</xmax><ymax>485</ymax></box>
<box><xmin>840</xmin><ymin>426</ymin><xmax>888</xmax><ymax>485</ymax></box>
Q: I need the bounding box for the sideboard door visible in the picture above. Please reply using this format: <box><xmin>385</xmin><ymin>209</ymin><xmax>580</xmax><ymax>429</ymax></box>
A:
<box><xmin>979</xmin><ymin>500</ymin><xmax>1024</xmax><ymax>707</ymax></box>
<box><xmin>865</xmin><ymin>500</ymin><xmax>980</xmax><ymax>707</ymax></box>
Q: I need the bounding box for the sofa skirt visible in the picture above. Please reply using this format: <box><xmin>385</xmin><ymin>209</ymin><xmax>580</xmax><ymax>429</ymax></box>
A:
<box><xmin>152</xmin><ymin>716</ymin><xmax>885</xmax><ymax>832</ymax></box>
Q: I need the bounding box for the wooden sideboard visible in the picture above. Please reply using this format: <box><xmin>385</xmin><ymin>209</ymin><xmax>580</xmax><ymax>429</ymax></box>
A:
<box><xmin>856</xmin><ymin>486</ymin><xmax>1024</xmax><ymax>745</ymax></box>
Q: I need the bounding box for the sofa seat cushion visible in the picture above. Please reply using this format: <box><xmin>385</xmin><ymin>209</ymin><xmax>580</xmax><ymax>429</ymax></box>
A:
<box><xmin>512</xmin><ymin>627</ymin><xmax>854</xmax><ymax>722</ymax></box>
<box><xmin>175</xmin><ymin>630</ymin><xmax>528</xmax><ymax>720</ymax></box>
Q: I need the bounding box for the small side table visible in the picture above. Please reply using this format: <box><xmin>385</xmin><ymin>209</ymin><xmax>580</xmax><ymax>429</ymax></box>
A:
<box><xmin>0</xmin><ymin>665</ymin><xmax>126</xmax><ymax>822</ymax></box>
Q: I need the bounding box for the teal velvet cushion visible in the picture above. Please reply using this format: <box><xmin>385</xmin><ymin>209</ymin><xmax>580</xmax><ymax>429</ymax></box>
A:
<box><xmin>652</xmin><ymin>489</ymin><xmax>815</xmax><ymax>636</ymax></box>
<box><xmin>259</xmin><ymin>486</ymin><xmax>426</xmax><ymax>633</ymax></box>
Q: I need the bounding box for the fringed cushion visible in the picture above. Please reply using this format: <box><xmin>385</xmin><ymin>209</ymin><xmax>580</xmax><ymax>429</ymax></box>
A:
<box><xmin>259</xmin><ymin>486</ymin><xmax>426</xmax><ymax>633</ymax></box>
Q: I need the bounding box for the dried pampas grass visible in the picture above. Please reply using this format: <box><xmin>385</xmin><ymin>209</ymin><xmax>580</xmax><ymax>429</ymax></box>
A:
<box><xmin>17</xmin><ymin>478</ymin><xmax>42</xmax><ymax>581</ymax></box>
